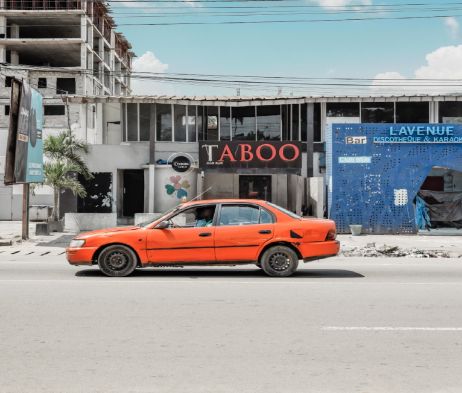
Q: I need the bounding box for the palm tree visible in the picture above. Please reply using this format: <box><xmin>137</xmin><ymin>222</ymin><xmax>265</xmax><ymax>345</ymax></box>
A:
<box><xmin>43</xmin><ymin>131</ymin><xmax>92</xmax><ymax>221</ymax></box>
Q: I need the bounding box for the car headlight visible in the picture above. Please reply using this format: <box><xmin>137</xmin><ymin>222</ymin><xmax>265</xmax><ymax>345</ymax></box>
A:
<box><xmin>69</xmin><ymin>239</ymin><xmax>85</xmax><ymax>248</ymax></box>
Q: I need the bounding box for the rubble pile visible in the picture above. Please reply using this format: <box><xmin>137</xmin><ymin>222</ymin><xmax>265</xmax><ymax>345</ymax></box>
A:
<box><xmin>342</xmin><ymin>243</ymin><xmax>454</xmax><ymax>258</ymax></box>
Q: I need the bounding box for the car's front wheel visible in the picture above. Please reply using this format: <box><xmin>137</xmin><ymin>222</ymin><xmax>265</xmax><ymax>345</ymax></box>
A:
<box><xmin>97</xmin><ymin>245</ymin><xmax>138</xmax><ymax>277</ymax></box>
<box><xmin>260</xmin><ymin>245</ymin><xmax>299</xmax><ymax>277</ymax></box>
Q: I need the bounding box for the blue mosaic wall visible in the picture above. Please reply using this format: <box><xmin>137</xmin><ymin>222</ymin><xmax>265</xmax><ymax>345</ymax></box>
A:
<box><xmin>328</xmin><ymin>124</ymin><xmax>462</xmax><ymax>234</ymax></box>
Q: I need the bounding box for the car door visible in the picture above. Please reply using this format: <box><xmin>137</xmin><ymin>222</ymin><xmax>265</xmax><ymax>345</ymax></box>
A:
<box><xmin>146</xmin><ymin>204</ymin><xmax>217</xmax><ymax>263</ymax></box>
<box><xmin>214</xmin><ymin>204</ymin><xmax>275</xmax><ymax>262</ymax></box>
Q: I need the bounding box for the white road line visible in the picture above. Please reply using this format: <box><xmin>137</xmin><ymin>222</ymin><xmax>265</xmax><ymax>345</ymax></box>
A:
<box><xmin>323</xmin><ymin>327</ymin><xmax>462</xmax><ymax>331</ymax></box>
<box><xmin>0</xmin><ymin>279</ymin><xmax>462</xmax><ymax>285</ymax></box>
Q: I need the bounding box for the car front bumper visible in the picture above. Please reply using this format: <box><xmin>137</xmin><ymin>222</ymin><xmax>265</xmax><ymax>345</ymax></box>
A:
<box><xmin>66</xmin><ymin>247</ymin><xmax>98</xmax><ymax>266</ymax></box>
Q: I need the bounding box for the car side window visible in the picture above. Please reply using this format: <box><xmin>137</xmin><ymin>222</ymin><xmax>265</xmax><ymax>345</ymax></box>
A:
<box><xmin>219</xmin><ymin>205</ymin><xmax>265</xmax><ymax>226</ymax></box>
<box><xmin>260</xmin><ymin>208</ymin><xmax>274</xmax><ymax>224</ymax></box>
<box><xmin>169</xmin><ymin>205</ymin><xmax>216</xmax><ymax>228</ymax></box>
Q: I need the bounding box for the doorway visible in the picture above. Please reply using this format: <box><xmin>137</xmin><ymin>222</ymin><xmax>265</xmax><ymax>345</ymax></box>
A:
<box><xmin>416</xmin><ymin>167</ymin><xmax>462</xmax><ymax>231</ymax></box>
<box><xmin>239</xmin><ymin>175</ymin><xmax>272</xmax><ymax>201</ymax></box>
<box><xmin>123</xmin><ymin>170</ymin><xmax>144</xmax><ymax>217</ymax></box>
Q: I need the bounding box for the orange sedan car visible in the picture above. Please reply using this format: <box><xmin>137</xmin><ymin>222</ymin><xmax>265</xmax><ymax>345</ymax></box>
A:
<box><xmin>66</xmin><ymin>199</ymin><xmax>340</xmax><ymax>277</ymax></box>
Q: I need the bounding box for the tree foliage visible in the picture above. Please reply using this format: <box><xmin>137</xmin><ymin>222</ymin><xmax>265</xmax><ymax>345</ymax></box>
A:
<box><xmin>43</xmin><ymin>131</ymin><xmax>92</xmax><ymax>220</ymax></box>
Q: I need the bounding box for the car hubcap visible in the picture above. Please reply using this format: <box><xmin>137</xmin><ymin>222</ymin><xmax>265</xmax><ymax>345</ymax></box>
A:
<box><xmin>106</xmin><ymin>251</ymin><xmax>129</xmax><ymax>271</ymax></box>
<box><xmin>268</xmin><ymin>252</ymin><xmax>291</xmax><ymax>271</ymax></box>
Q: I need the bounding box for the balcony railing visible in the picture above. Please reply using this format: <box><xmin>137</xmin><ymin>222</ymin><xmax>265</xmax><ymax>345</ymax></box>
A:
<box><xmin>1</xmin><ymin>0</ymin><xmax>83</xmax><ymax>10</ymax></box>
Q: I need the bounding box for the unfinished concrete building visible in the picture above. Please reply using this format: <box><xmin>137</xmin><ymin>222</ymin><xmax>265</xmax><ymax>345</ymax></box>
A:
<box><xmin>0</xmin><ymin>0</ymin><xmax>134</xmax><ymax>220</ymax></box>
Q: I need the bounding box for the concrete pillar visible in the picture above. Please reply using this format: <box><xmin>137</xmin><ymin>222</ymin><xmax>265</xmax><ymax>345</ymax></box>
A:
<box><xmin>10</xmin><ymin>50</ymin><xmax>19</xmax><ymax>65</ymax></box>
<box><xmin>309</xmin><ymin>177</ymin><xmax>325</xmax><ymax>218</ymax></box>
<box><xmin>148</xmin><ymin>165</ymin><xmax>155</xmax><ymax>212</ymax></box>
<box><xmin>10</xmin><ymin>24</ymin><xmax>19</xmax><ymax>38</ymax></box>
<box><xmin>0</xmin><ymin>45</ymin><xmax>5</xmax><ymax>63</ymax></box>
<box><xmin>196</xmin><ymin>170</ymin><xmax>204</xmax><ymax>200</ymax></box>
<box><xmin>430</xmin><ymin>101</ymin><xmax>438</xmax><ymax>123</ymax></box>
<box><xmin>306</xmin><ymin>103</ymin><xmax>314</xmax><ymax>177</ymax></box>
<box><xmin>320</xmin><ymin>102</ymin><xmax>327</xmax><ymax>142</ymax></box>
<box><xmin>0</xmin><ymin>16</ymin><xmax>6</xmax><ymax>38</ymax></box>
<box><xmin>296</xmin><ymin>176</ymin><xmax>304</xmax><ymax>216</ymax></box>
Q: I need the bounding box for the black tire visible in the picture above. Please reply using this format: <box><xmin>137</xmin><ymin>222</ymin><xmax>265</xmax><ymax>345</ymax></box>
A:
<box><xmin>97</xmin><ymin>245</ymin><xmax>138</xmax><ymax>277</ymax></box>
<box><xmin>260</xmin><ymin>245</ymin><xmax>299</xmax><ymax>277</ymax></box>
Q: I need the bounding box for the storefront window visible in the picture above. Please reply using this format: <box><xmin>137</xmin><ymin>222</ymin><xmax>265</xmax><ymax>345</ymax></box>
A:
<box><xmin>232</xmin><ymin>106</ymin><xmax>256</xmax><ymax>140</ymax></box>
<box><xmin>439</xmin><ymin>102</ymin><xmax>462</xmax><ymax>123</ymax></box>
<box><xmin>220</xmin><ymin>107</ymin><xmax>231</xmax><ymax>140</ymax></box>
<box><xmin>281</xmin><ymin>105</ymin><xmax>290</xmax><ymax>140</ymax></box>
<box><xmin>300</xmin><ymin>104</ymin><xmax>307</xmax><ymax>141</ymax></box>
<box><xmin>127</xmin><ymin>103</ymin><xmax>138</xmax><ymax>141</ymax></box>
<box><xmin>313</xmin><ymin>103</ymin><xmax>322</xmax><ymax>142</ymax></box>
<box><xmin>291</xmin><ymin>104</ymin><xmax>300</xmax><ymax>140</ymax></box>
<box><xmin>197</xmin><ymin>106</ymin><xmax>204</xmax><ymax>140</ymax></box>
<box><xmin>204</xmin><ymin>106</ymin><xmax>219</xmax><ymax>140</ymax></box>
<box><xmin>257</xmin><ymin>105</ymin><xmax>281</xmax><ymax>141</ymax></box>
<box><xmin>395</xmin><ymin>102</ymin><xmax>429</xmax><ymax>123</ymax></box>
<box><xmin>361</xmin><ymin>102</ymin><xmax>394</xmax><ymax>123</ymax></box>
<box><xmin>174</xmin><ymin>105</ymin><xmax>187</xmax><ymax>142</ymax></box>
<box><xmin>326</xmin><ymin>103</ymin><xmax>360</xmax><ymax>117</ymax></box>
<box><xmin>187</xmin><ymin>106</ymin><xmax>197</xmax><ymax>142</ymax></box>
<box><xmin>156</xmin><ymin>104</ymin><xmax>172</xmax><ymax>141</ymax></box>
<box><xmin>139</xmin><ymin>104</ymin><xmax>151</xmax><ymax>141</ymax></box>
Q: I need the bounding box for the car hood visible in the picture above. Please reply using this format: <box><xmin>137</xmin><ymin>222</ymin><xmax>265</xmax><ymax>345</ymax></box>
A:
<box><xmin>76</xmin><ymin>226</ymin><xmax>140</xmax><ymax>239</ymax></box>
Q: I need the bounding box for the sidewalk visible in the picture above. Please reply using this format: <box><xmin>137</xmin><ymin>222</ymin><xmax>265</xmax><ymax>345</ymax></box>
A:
<box><xmin>338</xmin><ymin>234</ymin><xmax>462</xmax><ymax>258</ymax></box>
<box><xmin>0</xmin><ymin>221</ymin><xmax>75</xmax><ymax>248</ymax></box>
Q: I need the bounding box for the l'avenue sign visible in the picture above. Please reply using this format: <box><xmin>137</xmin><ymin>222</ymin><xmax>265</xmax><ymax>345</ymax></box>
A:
<box><xmin>199</xmin><ymin>141</ymin><xmax>302</xmax><ymax>171</ymax></box>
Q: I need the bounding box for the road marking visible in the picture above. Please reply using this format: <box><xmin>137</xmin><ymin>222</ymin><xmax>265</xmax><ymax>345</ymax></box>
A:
<box><xmin>1</xmin><ymin>279</ymin><xmax>462</xmax><ymax>285</ymax></box>
<box><xmin>323</xmin><ymin>327</ymin><xmax>462</xmax><ymax>331</ymax></box>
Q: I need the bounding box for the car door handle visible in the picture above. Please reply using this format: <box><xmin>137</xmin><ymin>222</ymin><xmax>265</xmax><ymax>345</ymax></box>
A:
<box><xmin>199</xmin><ymin>232</ymin><xmax>212</xmax><ymax>237</ymax></box>
<box><xmin>259</xmin><ymin>230</ymin><xmax>272</xmax><ymax>234</ymax></box>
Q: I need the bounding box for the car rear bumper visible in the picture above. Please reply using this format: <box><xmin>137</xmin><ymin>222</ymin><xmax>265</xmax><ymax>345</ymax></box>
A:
<box><xmin>66</xmin><ymin>247</ymin><xmax>97</xmax><ymax>265</ymax></box>
<box><xmin>298</xmin><ymin>240</ymin><xmax>340</xmax><ymax>261</ymax></box>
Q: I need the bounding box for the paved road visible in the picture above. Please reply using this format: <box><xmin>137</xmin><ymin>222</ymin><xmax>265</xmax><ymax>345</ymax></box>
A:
<box><xmin>1</xmin><ymin>254</ymin><xmax>462</xmax><ymax>393</ymax></box>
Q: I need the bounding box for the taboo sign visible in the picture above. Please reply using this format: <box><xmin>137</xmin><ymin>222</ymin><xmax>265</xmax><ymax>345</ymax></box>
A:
<box><xmin>199</xmin><ymin>141</ymin><xmax>302</xmax><ymax>171</ymax></box>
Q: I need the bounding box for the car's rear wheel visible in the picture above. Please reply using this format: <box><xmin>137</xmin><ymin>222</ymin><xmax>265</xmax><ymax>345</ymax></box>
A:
<box><xmin>98</xmin><ymin>245</ymin><xmax>138</xmax><ymax>277</ymax></box>
<box><xmin>260</xmin><ymin>245</ymin><xmax>299</xmax><ymax>277</ymax></box>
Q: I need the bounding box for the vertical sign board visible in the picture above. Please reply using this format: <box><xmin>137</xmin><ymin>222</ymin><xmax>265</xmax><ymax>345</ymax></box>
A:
<box><xmin>14</xmin><ymin>83</ymin><xmax>44</xmax><ymax>183</ymax></box>
<box><xmin>4</xmin><ymin>79</ymin><xmax>21</xmax><ymax>185</ymax></box>
<box><xmin>4</xmin><ymin>80</ymin><xmax>44</xmax><ymax>184</ymax></box>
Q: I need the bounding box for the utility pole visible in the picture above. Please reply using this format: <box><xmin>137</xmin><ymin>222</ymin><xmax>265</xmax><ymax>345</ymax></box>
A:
<box><xmin>22</xmin><ymin>183</ymin><xmax>29</xmax><ymax>240</ymax></box>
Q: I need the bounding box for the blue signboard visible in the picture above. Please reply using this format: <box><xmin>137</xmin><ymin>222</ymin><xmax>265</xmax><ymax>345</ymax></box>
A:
<box><xmin>13</xmin><ymin>83</ymin><xmax>44</xmax><ymax>183</ymax></box>
<box><xmin>327</xmin><ymin>123</ymin><xmax>462</xmax><ymax>234</ymax></box>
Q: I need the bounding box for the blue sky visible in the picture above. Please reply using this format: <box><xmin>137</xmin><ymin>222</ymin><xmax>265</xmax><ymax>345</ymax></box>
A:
<box><xmin>110</xmin><ymin>1</ymin><xmax>462</xmax><ymax>95</ymax></box>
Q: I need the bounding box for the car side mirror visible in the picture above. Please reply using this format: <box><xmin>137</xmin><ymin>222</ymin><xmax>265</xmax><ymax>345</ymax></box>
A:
<box><xmin>156</xmin><ymin>221</ymin><xmax>170</xmax><ymax>229</ymax></box>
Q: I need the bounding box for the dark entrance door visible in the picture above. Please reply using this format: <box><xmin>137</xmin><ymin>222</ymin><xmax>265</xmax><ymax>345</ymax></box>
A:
<box><xmin>239</xmin><ymin>175</ymin><xmax>272</xmax><ymax>201</ymax></box>
<box><xmin>123</xmin><ymin>170</ymin><xmax>144</xmax><ymax>217</ymax></box>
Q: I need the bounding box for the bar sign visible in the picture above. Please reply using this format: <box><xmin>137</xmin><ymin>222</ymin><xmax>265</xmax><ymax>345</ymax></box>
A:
<box><xmin>345</xmin><ymin>136</ymin><xmax>367</xmax><ymax>144</ymax></box>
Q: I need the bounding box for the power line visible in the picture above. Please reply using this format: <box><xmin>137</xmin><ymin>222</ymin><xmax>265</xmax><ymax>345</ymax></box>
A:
<box><xmin>4</xmin><ymin>64</ymin><xmax>462</xmax><ymax>83</ymax></box>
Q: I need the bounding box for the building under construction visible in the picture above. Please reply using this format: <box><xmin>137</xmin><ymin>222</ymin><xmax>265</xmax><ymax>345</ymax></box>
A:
<box><xmin>0</xmin><ymin>0</ymin><xmax>134</xmax><ymax>219</ymax></box>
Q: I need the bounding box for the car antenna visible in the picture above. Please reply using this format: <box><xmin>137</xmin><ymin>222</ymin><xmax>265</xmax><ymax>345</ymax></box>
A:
<box><xmin>189</xmin><ymin>186</ymin><xmax>213</xmax><ymax>203</ymax></box>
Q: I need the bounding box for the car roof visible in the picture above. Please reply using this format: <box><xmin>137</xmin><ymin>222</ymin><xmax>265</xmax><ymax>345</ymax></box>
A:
<box><xmin>182</xmin><ymin>199</ymin><xmax>266</xmax><ymax>207</ymax></box>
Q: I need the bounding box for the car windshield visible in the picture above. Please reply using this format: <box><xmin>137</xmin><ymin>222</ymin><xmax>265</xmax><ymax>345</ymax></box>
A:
<box><xmin>266</xmin><ymin>202</ymin><xmax>301</xmax><ymax>220</ymax></box>
<box><xmin>138</xmin><ymin>205</ymin><xmax>181</xmax><ymax>227</ymax></box>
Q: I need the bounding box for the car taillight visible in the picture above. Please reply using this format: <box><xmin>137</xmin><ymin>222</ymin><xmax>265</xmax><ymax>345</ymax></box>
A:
<box><xmin>326</xmin><ymin>229</ymin><xmax>337</xmax><ymax>241</ymax></box>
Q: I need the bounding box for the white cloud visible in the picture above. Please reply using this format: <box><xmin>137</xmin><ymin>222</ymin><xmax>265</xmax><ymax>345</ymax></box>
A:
<box><xmin>444</xmin><ymin>17</ymin><xmax>459</xmax><ymax>39</ymax></box>
<box><xmin>131</xmin><ymin>51</ymin><xmax>171</xmax><ymax>95</ymax></box>
<box><xmin>371</xmin><ymin>45</ymin><xmax>462</xmax><ymax>95</ymax></box>
<box><xmin>315</xmin><ymin>0</ymin><xmax>372</xmax><ymax>9</ymax></box>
